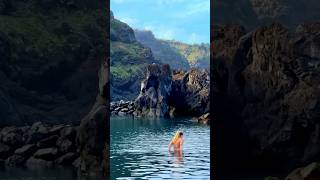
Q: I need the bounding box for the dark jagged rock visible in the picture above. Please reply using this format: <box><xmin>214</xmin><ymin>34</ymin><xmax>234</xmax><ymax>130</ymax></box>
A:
<box><xmin>48</xmin><ymin>125</ymin><xmax>65</xmax><ymax>135</ymax></box>
<box><xmin>37</xmin><ymin>135</ymin><xmax>59</xmax><ymax>148</ymax></box>
<box><xmin>285</xmin><ymin>162</ymin><xmax>320</xmax><ymax>180</ymax></box>
<box><xmin>170</xmin><ymin>69</ymin><xmax>210</xmax><ymax>116</ymax></box>
<box><xmin>212</xmin><ymin>23</ymin><xmax>320</xmax><ymax>171</ymax></box>
<box><xmin>212</xmin><ymin>0</ymin><xmax>320</xmax><ymax>29</ymax></box>
<box><xmin>0</xmin><ymin>0</ymin><xmax>107</xmax><ymax>127</ymax></box>
<box><xmin>24</xmin><ymin>122</ymin><xmax>50</xmax><ymax>144</ymax></box>
<box><xmin>14</xmin><ymin>144</ymin><xmax>37</xmax><ymax>157</ymax></box>
<box><xmin>0</xmin><ymin>127</ymin><xmax>24</xmax><ymax>148</ymax></box>
<box><xmin>56</xmin><ymin>138</ymin><xmax>73</xmax><ymax>153</ymax></box>
<box><xmin>60</xmin><ymin>126</ymin><xmax>76</xmax><ymax>140</ymax></box>
<box><xmin>55</xmin><ymin>152</ymin><xmax>78</xmax><ymax>165</ymax></box>
<box><xmin>5</xmin><ymin>155</ymin><xmax>26</xmax><ymax>167</ymax></box>
<box><xmin>77</xmin><ymin>60</ymin><xmax>108</xmax><ymax>177</ymax></box>
<box><xmin>133</xmin><ymin>64</ymin><xmax>210</xmax><ymax>118</ymax></box>
<box><xmin>198</xmin><ymin>113</ymin><xmax>210</xmax><ymax>125</ymax></box>
<box><xmin>25</xmin><ymin>157</ymin><xmax>53</xmax><ymax>169</ymax></box>
<box><xmin>134</xmin><ymin>64</ymin><xmax>172</xmax><ymax>117</ymax></box>
<box><xmin>0</xmin><ymin>122</ymin><xmax>80</xmax><ymax>168</ymax></box>
<box><xmin>33</xmin><ymin>147</ymin><xmax>58</xmax><ymax>161</ymax></box>
<box><xmin>0</xmin><ymin>143</ymin><xmax>12</xmax><ymax>159</ymax></box>
<box><xmin>110</xmin><ymin>100</ymin><xmax>135</xmax><ymax>116</ymax></box>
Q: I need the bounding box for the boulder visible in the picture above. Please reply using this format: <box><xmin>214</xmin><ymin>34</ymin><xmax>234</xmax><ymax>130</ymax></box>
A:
<box><xmin>37</xmin><ymin>135</ymin><xmax>59</xmax><ymax>148</ymax></box>
<box><xmin>72</xmin><ymin>157</ymin><xmax>81</xmax><ymax>168</ymax></box>
<box><xmin>0</xmin><ymin>127</ymin><xmax>23</xmax><ymax>148</ymax></box>
<box><xmin>48</xmin><ymin>125</ymin><xmax>65</xmax><ymax>135</ymax></box>
<box><xmin>25</xmin><ymin>157</ymin><xmax>53</xmax><ymax>169</ymax></box>
<box><xmin>5</xmin><ymin>155</ymin><xmax>26</xmax><ymax>166</ymax></box>
<box><xmin>14</xmin><ymin>144</ymin><xmax>37</xmax><ymax>157</ymax></box>
<box><xmin>56</xmin><ymin>137</ymin><xmax>73</xmax><ymax>153</ymax></box>
<box><xmin>33</xmin><ymin>148</ymin><xmax>58</xmax><ymax>161</ymax></box>
<box><xmin>198</xmin><ymin>113</ymin><xmax>210</xmax><ymax>125</ymax></box>
<box><xmin>60</xmin><ymin>126</ymin><xmax>76</xmax><ymax>140</ymax></box>
<box><xmin>0</xmin><ymin>143</ymin><xmax>12</xmax><ymax>159</ymax></box>
<box><xmin>25</xmin><ymin>122</ymin><xmax>50</xmax><ymax>144</ymax></box>
<box><xmin>285</xmin><ymin>162</ymin><xmax>320</xmax><ymax>180</ymax></box>
<box><xmin>55</xmin><ymin>152</ymin><xmax>78</xmax><ymax>165</ymax></box>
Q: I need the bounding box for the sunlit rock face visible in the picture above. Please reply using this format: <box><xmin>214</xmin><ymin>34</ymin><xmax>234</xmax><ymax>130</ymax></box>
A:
<box><xmin>134</xmin><ymin>63</ymin><xmax>210</xmax><ymax>118</ymax></box>
<box><xmin>134</xmin><ymin>64</ymin><xmax>172</xmax><ymax>118</ymax></box>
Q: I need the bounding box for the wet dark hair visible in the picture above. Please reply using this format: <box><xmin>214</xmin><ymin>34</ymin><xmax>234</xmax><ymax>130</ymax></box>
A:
<box><xmin>179</xmin><ymin>132</ymin><xmax>183</xmax><ymax>136</ymax></box>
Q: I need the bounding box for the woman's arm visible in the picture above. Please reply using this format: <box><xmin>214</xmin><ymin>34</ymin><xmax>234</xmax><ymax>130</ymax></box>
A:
<box><xmin>168</xmin><ymin>142</ymin><xmax>172</xmax><ymax>151</ymax></box>
<box><xmin>180</xmin><ymin>139</ymin><xmax>184</xmax><ymax>150</ymax></box>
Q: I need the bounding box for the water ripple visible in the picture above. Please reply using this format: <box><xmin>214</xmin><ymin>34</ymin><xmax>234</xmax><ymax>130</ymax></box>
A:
<box><xmin>111</xmin><ymin>116</ymin><xmax>210</xmax><ymax>180</ymax></box>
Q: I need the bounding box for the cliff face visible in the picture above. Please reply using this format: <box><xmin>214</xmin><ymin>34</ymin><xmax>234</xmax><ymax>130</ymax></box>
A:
<box><xmin>110</xmin><ymin>13</ymin><xmax>159</xmax><ymax>101</ymax></box>
<box><xmin>134</xmin><ymin>64</ymin><xmax>209</xmax><ymax>118</ymax></box>
<box><xmin>0</xmin><ymin>0</ymin><xmax>107</xmax><ymax>126</ymax></box>
<box><xmin>212</xmin><ymin>23</ymin><xmax>320</xmax><ymax>172</ymax></box>
<box><xmin>134</xmin><ymin>30</ymin><xmax>209</xmax><ymax>70</ymax></box>
<box><xmin>166</xmin><ymin>41</ymin><xmax>210</xmax><ymax>69</ymax></box>
<box><xmin>134</xmin><ymin>30</ymin><xmax>190</xmax><ymax>70</ymax></box>
<box><xmin>212</xmin><ymin>0</ymin><xmax>320</xmax><ymax>29</ymax></box>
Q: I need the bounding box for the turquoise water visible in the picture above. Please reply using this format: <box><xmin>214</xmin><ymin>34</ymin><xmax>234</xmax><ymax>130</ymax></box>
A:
<box><xmin>0</xmin><ymin>167</ymin><xmax>77</xmax><ymax>180</ymax></box>
<box><xmin>110</xmin><ymin>116</ymin><xmax>211</xmax><ymax>179</ymax></box>
<box><xmin>0</xmin><ymin>166</ymin><xmax>104</xmax><ymax>180</ymax></box>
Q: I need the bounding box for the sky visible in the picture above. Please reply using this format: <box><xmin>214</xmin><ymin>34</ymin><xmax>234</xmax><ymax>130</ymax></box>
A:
<box><xmin>111</xmin><ymin>0</ymin><xmax>210</xmax><ymax>44</ymax></box>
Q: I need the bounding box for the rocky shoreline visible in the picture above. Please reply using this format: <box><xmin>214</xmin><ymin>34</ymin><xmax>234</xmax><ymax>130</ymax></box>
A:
<box><xmin>110</xmin><ymin>100</ymin><xmax>135</xmax><ymax>116</ymax></box>
<box><xmin>0</xmin><ymin>122</ymin><xmax>79</xmax><ymax>169</ymax></box>
<box><xmin>110</xmin><ymin>64</ymin><xmax>210</xmax><ymax>125</ymax></box>
<box><xmin>110</xmin><ymin>100</ymin><xmax>210</xmax><ymax>125</ymax></box>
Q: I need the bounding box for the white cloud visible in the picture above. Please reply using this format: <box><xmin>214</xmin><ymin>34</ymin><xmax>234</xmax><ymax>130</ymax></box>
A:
<box><xmin>116</xmin><ymin>15</ymin><xmax>139</xmax><ymax>27</ymax></box>
<box><xmin>159</xmin><ymin>29</ymin><xmax>175</xmax><ymax>39</ymax></box>
<box><xmin>142</xmin><ymin>25</ymin><xmax>175</xmax><ymax>40</ymax></box>
<box><xmin>143</xmin><ymin>25</ymin><xmax>154</xmax><ymax>31</ymax></box>
<box><xmin>188</xmin><ymin>33</ymin><xmax>202</xmax><ymax>44</ymax></box>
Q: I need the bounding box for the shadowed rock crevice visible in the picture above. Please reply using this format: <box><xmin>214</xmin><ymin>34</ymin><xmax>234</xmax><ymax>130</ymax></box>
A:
<box><xmin>212</xmin><ymin>23</ymin><xmax>320</xmax><ymax>174</ymax></box>
<box><xmin>134</xmin><ymin>63</ymin><xmax>209</xmax><ymax>119</ymax></box>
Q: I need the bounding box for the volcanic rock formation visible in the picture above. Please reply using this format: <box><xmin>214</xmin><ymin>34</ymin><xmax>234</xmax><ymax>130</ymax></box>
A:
<box><xmin>212</xmin><ymin>23</ymin><xmax>320</xmax><ymax>172</ymax></box>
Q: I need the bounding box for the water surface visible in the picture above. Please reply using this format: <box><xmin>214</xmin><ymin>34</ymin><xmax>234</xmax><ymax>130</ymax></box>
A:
<box><xmin>110</xmin><ymin>115</ymin><xmax>210</xmax><ymax>179</ymax></box>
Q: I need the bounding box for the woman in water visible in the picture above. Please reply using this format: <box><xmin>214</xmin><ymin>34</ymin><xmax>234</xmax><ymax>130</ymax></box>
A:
<box><xmin>168</xmin><ymin>131</ymin><xmax>184</xmax><ymax>164</ymax></box>
<box><xmin>168</xmin><ymin>131</ymin><xmax>184</xmax><ymax>152</ymax></box>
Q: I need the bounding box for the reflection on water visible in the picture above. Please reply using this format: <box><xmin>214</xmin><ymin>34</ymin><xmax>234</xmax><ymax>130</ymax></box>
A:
<box><xmin>0</xmin><ymin>166</ymin><xmax>77</xmax><ymax>180</ymax></box>
<box><xmin>110</xmin><ymin>116</ymin><xmax>210</xmax><ymax>179</ymax></box>
<box><xmin>0</xmin><ymin>164</ymin><xmax>103</xmax><ymax>180</ymax></box>
<box><xmin>168</xmin><ymin>150</ymin><xmax>184</xmax><ymax>165</ymax></box>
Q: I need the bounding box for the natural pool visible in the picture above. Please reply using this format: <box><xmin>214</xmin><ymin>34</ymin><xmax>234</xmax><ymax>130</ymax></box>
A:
<box><xmin>110</xmin><ymin>115</ymin><xmax>210</xmax><ymax>179</ymax></box>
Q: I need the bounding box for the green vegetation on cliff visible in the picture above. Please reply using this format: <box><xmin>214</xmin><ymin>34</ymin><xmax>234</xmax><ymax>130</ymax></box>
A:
<box><xmin>134</xmin><ymin>30</ymin><xmax>209</xmax><ymax>69</ymax></box>
<box><xmin>0</xmin><ymin>0</ymin><xmax>107</xmax><ymax>125</ymax></box>
<box><xmin>165</xmin><ymin>40</ymin><xmax>210</xmax><ymax>69</ymax></box>
<box><xmin>110</xmin><ymin>12</ymin><xmax>157</xmax><ymax>101</ymax></box>
<box><xmin>134</xmin><ymin>30</ymin><xmax>190</xmax><ymax>70</ymax></box>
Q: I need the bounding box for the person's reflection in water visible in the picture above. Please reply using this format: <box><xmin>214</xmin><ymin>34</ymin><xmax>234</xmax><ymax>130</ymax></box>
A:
<box><xmin>173</xmin><ymin>149</ymin><xmax>183</xmax><ymax>164</ymax></box>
